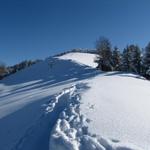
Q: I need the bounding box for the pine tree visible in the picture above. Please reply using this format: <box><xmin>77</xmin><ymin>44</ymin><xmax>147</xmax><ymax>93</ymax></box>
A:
<box><xmin>143</xmin><ymin>42</ymin><xmax>150</xmax><ymax>78</ymax></box>
<box><xmin>130</xmin><ymin>45</ymin><xmax>141</xmax><ymax>74</ymax></box>
<box><xmin>112</xmin><ymin>46</ymin><xmax>121</xmax><ymax>71</ymax></box>
<box><xmin>122</xmin><ymin>46</ymin><xmax>131</xmax><ymax>72</ymax></box>
<box><xmin>122</xmin><ymin>45</ymin><xmax>141</xmax><ymax>73</ymax></box>
<box><xmin>96</xmin><ymin>37</ymin><xmax>113</xmax><ymax>71</ymax></box>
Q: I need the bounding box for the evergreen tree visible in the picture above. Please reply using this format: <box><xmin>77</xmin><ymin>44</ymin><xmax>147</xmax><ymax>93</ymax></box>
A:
<box><xmin>95</xmin><ymin>37</ymin><xmax>113</xmax><ymax>71</ymax></box>
<box><xmin>122</xmin><ymin>45</ymin><xmax>141</xmax><ymax>73</ymax></box>
<box><xmin>130</xmin><ymin>45</ymin><xmax>141</xmax><ymax>74</ymax></box>
<box><xmin>143</xmin><ymin>42</ymin><xmax>150</xmax><ymax>78</ymax></box>
<box><xmin>122</xmin><ymin>46</ymin><xmax>131</xmax><ymax>72</ymax></box>
<box><xmin>112</xmin><ymin>46</ymin><xmax>121</xmax><ymax>71</ymax></box>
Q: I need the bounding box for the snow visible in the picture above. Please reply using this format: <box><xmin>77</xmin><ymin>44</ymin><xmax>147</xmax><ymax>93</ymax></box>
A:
<box><xmin>50</xmin><ymin>81</ymin><xmax>145</xmax><ymax>150</ymax></box>
<box><xmin>80</xmin><ymin>72</ymin><xmax>150</xmax><ymax>150</ymax></box>
<box><xmin>0</xmin><ymin>56</ymin><xmax>97</xmax><ymax>150</ymax></box>
<box><xmin>58</xmin><ymin>52</ymin><xmax>97</xmax><ymax>68</ymax></box>
<box><xmin>0</xmin><ymin>52</ymin><xmax>150</xmax><ymax>150</ymax></box>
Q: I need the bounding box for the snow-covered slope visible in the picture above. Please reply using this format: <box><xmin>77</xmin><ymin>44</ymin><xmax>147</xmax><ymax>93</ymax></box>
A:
<box><xmin>80</xmin><ymin>73</ymin><xmax>150</xmax><ymax>150</ymax></box>
<box><xmin>58</xmin><ymin>52</ymin><xmax>97</xmax><ymax>68</ymax></box>
<box><xmin>0</xmin><ymin>52</ymin><xmax>150</xmax><ymax>150</ymax></box>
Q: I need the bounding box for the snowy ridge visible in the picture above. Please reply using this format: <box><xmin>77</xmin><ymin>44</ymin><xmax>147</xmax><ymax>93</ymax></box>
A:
<box><xmin>58</xmin><ymin>52</ymin><xmax>97</xmax><ymax>68</ymax></box>
<box><xmin>49</xmin><ymin>84</ymin><xmax>143</xmax><ymax>150</ymax></box>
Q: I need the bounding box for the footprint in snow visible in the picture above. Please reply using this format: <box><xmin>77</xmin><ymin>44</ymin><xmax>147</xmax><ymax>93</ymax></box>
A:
<box><xmin>89</xmin><ymin>104</ymin><xmax>95</xmax><ymax>109</ymax></box>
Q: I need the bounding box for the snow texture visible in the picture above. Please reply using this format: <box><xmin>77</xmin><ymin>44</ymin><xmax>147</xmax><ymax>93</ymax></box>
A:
<box><xmin>49</xmin><ymin>83</ymin><xmax>143</xmax><ymax>150</ymax></box>
<box><xmin>0</xmin><ymin>52</ymin><xmax>149</xmax><ymax>150</ymax></box>
<box><xmin>58</xmin><ymin>52</ymin><xmax>97</xmax><ymax>68</ymax></box>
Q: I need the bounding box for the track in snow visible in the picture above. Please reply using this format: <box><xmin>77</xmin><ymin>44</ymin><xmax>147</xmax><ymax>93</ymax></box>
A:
<box><xmin>1</xmin><ymin>81</ymin><xmax>143</xmax><ymax>150</ymax></box>
<box><xmin>11</xmin><ymin>84</ymin><xmax>82</xmax><ymax>150</ymax></box>
<box><xmin>49</xmin><ymin>83</ymin><xmax>142</xmax><ymax>150</ymax></box>
<box><xmin>0</xmin><ymin>54</ymin><xmax>147</xmax><ymax>150</ymax></box>
<box><xmin>4</xmin><ymin>83</ymin><xmax>87</xmax><ymax>150</ymax></box>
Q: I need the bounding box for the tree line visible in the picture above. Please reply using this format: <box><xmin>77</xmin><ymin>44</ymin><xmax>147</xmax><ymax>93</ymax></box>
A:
<box><xmin>0</xmin><ymin>59</ymin><xmax>41</xmax><ymax>80</ymax></box>
<box><xmin>95</xmin><ymin>37</ymin><xmax>150</xmax><ymax>79</ymax></box>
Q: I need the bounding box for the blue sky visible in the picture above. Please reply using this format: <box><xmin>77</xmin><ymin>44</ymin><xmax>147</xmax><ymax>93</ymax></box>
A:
<box><xmin>1</xmin><ymin>0</ymin><xmax>150</xmax><ymax>65</ymax></box>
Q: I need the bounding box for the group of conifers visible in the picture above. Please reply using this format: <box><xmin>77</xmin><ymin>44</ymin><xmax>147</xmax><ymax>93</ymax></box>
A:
<box><xmin>95</xmin><ymin>37</ymin><xmax>150</xmax><ymax>79</ymax></box>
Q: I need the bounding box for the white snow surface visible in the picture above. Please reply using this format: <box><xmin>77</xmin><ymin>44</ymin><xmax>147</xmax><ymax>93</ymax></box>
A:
<box><xmin>58</xmin><ymin>52</ymin><xmax>97</xmax><ymax>68</ymax></box>
<box><xmin>80</xmin><ymin>72</ymin><xmax>150</xmax><ymax>150</ymax></box>
<box><xmin>0</xmin><ymin>52</ymin><xmax>150</xmax><ymax>150</ymax></box>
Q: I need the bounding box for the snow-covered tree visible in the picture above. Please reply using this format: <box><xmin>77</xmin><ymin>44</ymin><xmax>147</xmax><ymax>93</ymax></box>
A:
<box><xmin>122</xmin><ymin>46</ymin><xmax>131</xmax><ymax>72</ymax></box>
<box><xmin>112</xmin><ymin>46</ymin><xmax>121</xmax><ymax>71</ymax></box>
<box><xmin>130</xmin><ymin>45</ymin><xmax>141</xmax><ymax>73</ymax></box>
<box><xmin>143</xmin><ymin>42</ymin><xmax>150</xmax><ymax>77</ymax></box>
<box><xmin>122</xmin><ymin>45</ymin><xmax>141</xmax><ymax>73</ymax></box>
<box><xmin>95</xmin><ymin>37</ymin><xmax>113</xmax><ymax>71</ymax></box>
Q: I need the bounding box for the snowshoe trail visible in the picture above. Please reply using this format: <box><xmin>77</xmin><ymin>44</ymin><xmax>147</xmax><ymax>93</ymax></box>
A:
<box><xmin>0</xmin><ymin>52</ymin><xmax>149</xmax><ymax>150</ymax></box>
<box><xmin>10</xmin><ymin>84</ymin><xmax>83</xmax><ymax>150</ymax></box>
<box><xmin>8</xmin><ymin>83</ymin><xmax>88</xmax><ymax>150</ymax></box>
<box><xmin>49</xmin><ymin>84</ymin><xmax>143</xmax><ymax>150</ymax></box>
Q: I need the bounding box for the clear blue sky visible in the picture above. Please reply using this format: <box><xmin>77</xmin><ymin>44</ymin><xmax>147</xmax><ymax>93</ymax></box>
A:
<box><xmin>1</xmin><ymin>0</ymin><xmax>150</xmax><ymax>65</ymax></box>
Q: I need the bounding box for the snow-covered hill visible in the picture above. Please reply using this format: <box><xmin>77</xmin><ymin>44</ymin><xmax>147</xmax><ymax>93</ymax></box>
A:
<box><xmin>0</xmin><ymin>52</ymin><xmax>150</xmax><ymax>150</ymax></box>
<box><xmin>58</xmin><ymin>52</ymin><xmax>97</xmax><ymax>68</ymax></box>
